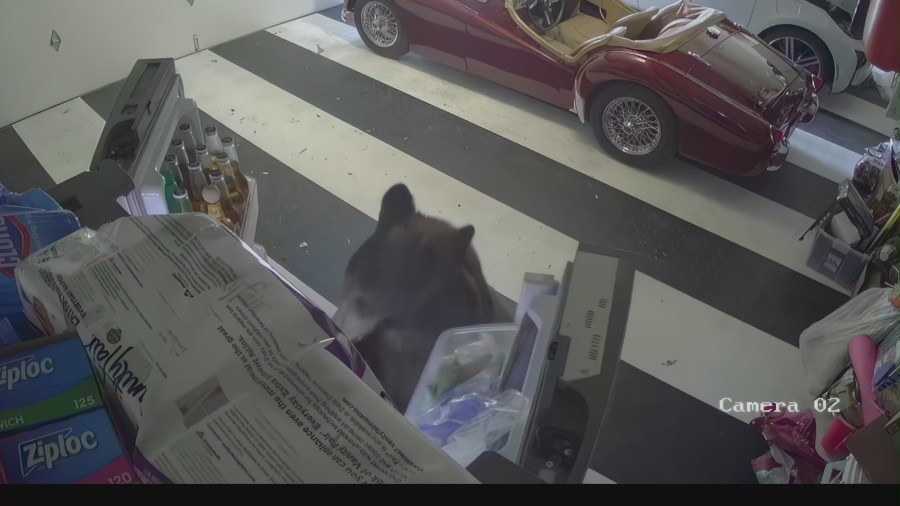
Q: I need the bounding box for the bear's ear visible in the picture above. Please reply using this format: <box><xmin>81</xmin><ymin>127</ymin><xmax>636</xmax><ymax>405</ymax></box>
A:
<box><xmin>452</xmin><ymin>225</ymin><xmax>475</xmax><ymax>258</ymax></box>
<box><xmin>376</xmin><ymin>184</ymin><xmax>415</xmax><ymax>234</ymax></box>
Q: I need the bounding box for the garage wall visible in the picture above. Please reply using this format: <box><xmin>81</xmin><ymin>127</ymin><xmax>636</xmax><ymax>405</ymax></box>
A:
<box><xmin>0</xmin><ymin>0</ymin><xmax>341</xmax><ymax>128</ymax></box>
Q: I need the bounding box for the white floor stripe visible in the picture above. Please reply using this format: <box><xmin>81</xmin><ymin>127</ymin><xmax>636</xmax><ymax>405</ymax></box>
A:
<box><xmin>269</xmin><ymin>15</ymin><xmax>850</xmax><ymax>295</ymax></box>
<box><xmin>174</xmin><ymin>50</ymin><xmax>811</xmax><ymax>424</ymax></box>
<box><xmin>821</xmin><ymin>92</ymin><xmax>897</xmax><ymax>136</ymax></box>
<box><xmin>176</xmin><ymin>51</ymin><xmax>577</xmax><ymax>303</ymax></box>
<box><xmin>584</xmin><ymin>468</ymin><xmax>617</xmax><ymax>484</ymax></box>
<box><xmin>624</xmin><ymin>272</ymin><xmax>811</xmax><ymax>424</ymax></box>
<box><xmin>788</xmin><ymin>129</ymin><xmax>858</xmax><ymax>184</ymax></box>
<box><xmin>12</xmin><ymin>98</ymin><xmax>104</xmax><ymax>184</ymax></box>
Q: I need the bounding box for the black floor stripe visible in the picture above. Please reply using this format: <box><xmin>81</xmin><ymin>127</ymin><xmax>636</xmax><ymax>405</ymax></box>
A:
<box><xmin>211</xmin><ymin>31</ymin><xmax>848</xmax><ymax>346</ymax></box>
<box><xmin>700</xmin><ymin>160</ymin><xmax>836</xmax><ymax>219</ymax></box>
<box><xmin>591</xmin><ymin>362</ymin><xmax>767</xmax><ymax>483</ymax></box>
<box><xmin>799</xmin><ymin>108</ymin><xmax>886</xmax><ymax>155</ymax></box>
<box><xmin>0</xmin><ymin>126</ymin><xmax>56</xmax><ymax>192</ymax></box>
<box><xmin>81</xmin><ymin>83</ymin><xmax>518</xmax><ymax>316</ymax></box>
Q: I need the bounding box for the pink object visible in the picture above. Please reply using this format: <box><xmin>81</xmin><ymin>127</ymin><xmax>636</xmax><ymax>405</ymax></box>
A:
<box><xmin>821</xmin><ymin>415</ymin><xmax>856</xmax><ymax>454</ymax></box>
<box><xmin>751</xmin><ymin>409</ymin><xmax>827</xmax><ymax>484</ymax></box>
<box><xmin>849</xmin><ymin>334</ymin><xmax>881</xmax><ymax>425</ymax></box>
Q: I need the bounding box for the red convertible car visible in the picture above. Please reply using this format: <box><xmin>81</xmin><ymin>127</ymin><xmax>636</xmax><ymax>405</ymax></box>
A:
<box><xmin>341</xmin><ymin>0</ymin><xmax>824</xmax><ymax>176</ymax></box>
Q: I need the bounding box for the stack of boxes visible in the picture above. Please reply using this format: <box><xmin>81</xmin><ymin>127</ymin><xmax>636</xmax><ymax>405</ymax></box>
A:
<box><xmin>0</xmin><ymin>334</ymin><xmax>137</xmax><ymax>484</ymax></box>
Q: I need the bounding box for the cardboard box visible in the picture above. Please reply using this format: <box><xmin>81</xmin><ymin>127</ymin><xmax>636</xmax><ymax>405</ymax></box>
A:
<box><xmin>846</xmin><ymin>415</ymin><xmax>900</xmax><ymax>484</ymax></box>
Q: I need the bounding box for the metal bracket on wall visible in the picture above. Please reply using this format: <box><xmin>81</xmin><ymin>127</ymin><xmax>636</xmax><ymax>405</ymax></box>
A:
<box><xmin>186</xmin><ymin>0</ymin><xmax>195</xmax><ymax>6</ymax></box>
<box><xmin>50</xmin><ymin>30</ymin><xmax>61</xmax><ymax>51</ymax></box>
<box><xmin>193</xmin><ymin>34</ymin><xmax>199</xmax><ymax>52</ymax></box>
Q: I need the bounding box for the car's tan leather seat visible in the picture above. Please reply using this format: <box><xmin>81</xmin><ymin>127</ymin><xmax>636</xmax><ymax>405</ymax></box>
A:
<box><xmin>557</xmin><ymin>14</ymin><xmax>609</xmax><ymax>48</ymax></box>
<box><xmin>610</xmin><ymin>7</ymin><xmax>659</xmax><ymax>39</ymax></box>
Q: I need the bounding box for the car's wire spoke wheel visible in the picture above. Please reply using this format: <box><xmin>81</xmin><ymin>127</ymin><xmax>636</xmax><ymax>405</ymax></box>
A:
<box><xmin>769</xmin><ymin>36</ymin><xmax>822</xmax><ymax>76</ymax></box>
<box><xmin>360</xmin><ymin>1</ymin><xmax>399</xmax><ymax>48</ymax></box>
<box><xmin>602</xmin><ymin>97</ymin><xmax>662</xmax><ymax>156</ymax></box>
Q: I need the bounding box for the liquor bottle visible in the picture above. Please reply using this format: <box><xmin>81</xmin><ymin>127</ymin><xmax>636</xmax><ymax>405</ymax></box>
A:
<box><xmin>173</xmin><ymin>187</ymin><xmax>193</xmax><ymax>214</ymax></box>
<box><xmin>161</xmin><ymin>167</ymin><xmax>180</xmax><ymax>214</ymax></box>
<box><xmin>222</xmin><ymin>136</ymin><xmax>240</xmax><ymax>164</ymax></box>
<box><xmin>162</xmin><ymin>154</ymin><xmax>185</xmax><ymax>188</ymax></box>
<box><xmin>214</xmin><ymin>153</ymin><xmax>246</xmax><ymax>211</ymax></box>
<box><xmin>193</xmin><ymin>144</ymin><xmax>214</xmax><ymax>176</ymax></box>
<box><xmin>187</xmin><ymin>160</ymin><xmax>208</xmax><ymax>212</ymax></box>
<box><xmin>204</xmin><ymin>126</ymin><xmax>223</xmax><ymax>155</ymax></box>
<box><xmin>169</xmin><ymin>138</ymin><xmax>190</xmax><ymax>173</ymax></box>
<box><xmin>202</xmin><ymin>185</ymin><xmax>240</xmax><ymax>235</ymax></box>
<box><xmin>221</xmin><ymin>137</ymin><xmax>250</xmax><ymax>200</ymax></box>
<box><xmin>209</xmin><ymin>169</ymin><xmax>243</xmax><ymax>227</ymax></box>
<box><xmin>175</xmin><ymin>123</ymin><xmax>197</xmax><ymax>155</ymax></box>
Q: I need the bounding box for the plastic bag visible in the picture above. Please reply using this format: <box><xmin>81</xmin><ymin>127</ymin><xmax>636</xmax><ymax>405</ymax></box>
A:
<box><xmin>750</xmin><ymin>409</ymin><xmax>827</xmax><ymax>484</ymax></box>
<box><xmin>799</xmin><ymin>288</ymin><xmax>898</xmax><ymax>396</ymax></box>
<box><xmin>413</xmin><ymin>389</ymin><xmax>529</xmax><ymax>468</ymax></box>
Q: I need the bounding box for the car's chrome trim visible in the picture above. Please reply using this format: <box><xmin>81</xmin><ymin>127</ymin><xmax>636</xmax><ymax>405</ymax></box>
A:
<box><xmin>766</xmin><ymin>140</ymin><xmax>790</xmax><ymax>172</ymax></box>
<box><xmin>341</xmin><ymin>8</ymin><xmax>351</xmax><ymax>23</ymax></box>
<box><xmin>799</xmin><ymin>94</ymin><xmax>819</xmax><ymax>123</ymax></box>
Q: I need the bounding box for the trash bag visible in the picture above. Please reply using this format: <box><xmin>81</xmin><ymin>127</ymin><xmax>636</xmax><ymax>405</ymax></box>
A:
<box><xmin>799</xmin><ymin>288</ymin><xmax>898</xmax><ymax>396</ymax></box>
<box><xmin>750</xmin><ymin>409</ymin><xmax>827</xmax><ymax>484</ymax></box>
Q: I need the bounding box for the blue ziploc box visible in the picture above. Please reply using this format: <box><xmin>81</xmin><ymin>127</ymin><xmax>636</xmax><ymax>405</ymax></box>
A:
<box><xmin>0</xmin><ymin>335</ymin><xmax>104</xmax><ymax>435</ymax></box>
<box><xmin>0</xmin><ymin>210</ymin><xmax>80</xmax><ymax>331</ymax></box>
<box><xmin>0</xmin><ymin>318</ymin><xmax>21</xmax><ymax>348</ymax></box>
<box><xmin>0</xmin><ymin>408</ymin><xmax>137</xmax><ymax>484</ymax></box>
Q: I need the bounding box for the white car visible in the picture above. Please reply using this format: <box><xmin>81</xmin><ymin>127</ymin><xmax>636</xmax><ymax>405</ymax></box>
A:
<box><xmin>634</xmin><ymin>0</ymin><xmax>873</xmax><ymax>93</ymax></box>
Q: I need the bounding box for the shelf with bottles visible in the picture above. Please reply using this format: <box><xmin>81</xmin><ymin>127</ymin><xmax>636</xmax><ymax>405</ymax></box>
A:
<box><xmin>161</xmin><ymin>121</ymin><xmax>256</xmax><ymax>239</ymax></box>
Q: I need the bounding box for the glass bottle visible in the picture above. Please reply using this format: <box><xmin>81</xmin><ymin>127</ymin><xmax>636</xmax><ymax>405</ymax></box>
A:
<box><xmin>204</xmin><ymin>126</ymin><xmax>223</xmax><ymax>155</ymax></box>
<box><xmin>161</xmin><ymin>167</ymin><xmax>180</xmax><ymax>214</ymax></box>
<box><xmin>175</xmin><ymin>123</ymin><xmax>197</xmax><ymax>155</ymax></box>
<box><xmin>193</xmin><ymin>144</ymin><xmax>214</xmax><ymax>177</ymax></box>
<box><xmin>169</xmin><ymin>138</ymin><xmax>190</xmax><ymax>173</ymax></box>
<box><xmin>209</xmin><ymin>169</ymin><xmax>243</xmax><ymax>228</ymax></box>
<box><xmin>162</xmin><ymin>154</ymin><xmax>185</xmax><ymax>188</ymax></box>
<box><xmin>173</xmin><ymin>187</ymin><xmax>193</xmax><ymax>214</ymax></box>
<box><xmin>214</xmin><ymin>153</ymin><xmax>246</xmax><ymax>212</ymax></box>
<box><xmin>221</xmin><ymin>137</ymin><xmax>250</xmax><ymax>201</ymax></box>
<box><xmin>202</xmin><ymin>185</ymin><xmax>240</xmax><ymax>235</ymax></box>
<box><xmin>187</xmin><ymin>161</ymin><xmax>208</xmax><ymax>212</ymax></box>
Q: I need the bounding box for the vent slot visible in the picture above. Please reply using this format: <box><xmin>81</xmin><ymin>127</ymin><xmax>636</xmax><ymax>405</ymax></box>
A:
<box><xmin>584</xmin><ymin>310</ymin><xmax>594</xmax><ymax>329</ymax></box>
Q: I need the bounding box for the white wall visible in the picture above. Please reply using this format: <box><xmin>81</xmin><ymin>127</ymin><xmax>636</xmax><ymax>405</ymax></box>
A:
<box><xmin>0</xmin><ymin>0</ymin><xmax>341</xmax><ymax>127</ymax></box>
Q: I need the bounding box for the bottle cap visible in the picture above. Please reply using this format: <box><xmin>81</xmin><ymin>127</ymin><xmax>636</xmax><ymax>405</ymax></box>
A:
<box><xmin>202</xmin><ymin>185</ymin><xmax>220</xmax><ymax>204</ymax></box>
<box><xmin>204</xmin><ymin>126</ymin><xmax>217</xmax><ymax>135</ymax></box>
<box><xmin>170</xmin><ymin>138</ymin><xmax>184</xmax><ymax>148</ymax></box>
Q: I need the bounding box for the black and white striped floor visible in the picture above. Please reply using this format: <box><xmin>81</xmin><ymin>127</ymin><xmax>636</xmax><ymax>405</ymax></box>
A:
<box><xmin>0</xmin><ymin>6</ymin><xmax>891</xmax><ymax>484</ymax></box>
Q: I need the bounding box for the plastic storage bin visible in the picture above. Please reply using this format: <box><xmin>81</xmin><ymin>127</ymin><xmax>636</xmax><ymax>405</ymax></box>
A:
<box><xmin>806</xmin><ymin>223</ymin><xmax>871</xmax><ymax>292</ymax></box>
<box><xmin>90</xmin><ymin>59</ymin><xmax>259</xmax><ymax>244</ymax></box>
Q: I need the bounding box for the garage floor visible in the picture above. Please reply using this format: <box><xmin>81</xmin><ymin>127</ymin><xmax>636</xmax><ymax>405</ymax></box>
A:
<box><xmin>0</xmin><ymin>5</ymin><xmax>890</xmax><ymax>483</ymax></box>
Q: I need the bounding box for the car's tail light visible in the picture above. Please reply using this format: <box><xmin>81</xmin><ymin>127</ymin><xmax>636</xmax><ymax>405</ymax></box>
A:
<box><xmin>811</xmin><ymin>74</ymin><xmax>825</xmax><ymax>92</ymax></box>
<box><xmin>771</xmin><ymin>127</ymin><xmax>786</xmax><ymax>145</ymax></box>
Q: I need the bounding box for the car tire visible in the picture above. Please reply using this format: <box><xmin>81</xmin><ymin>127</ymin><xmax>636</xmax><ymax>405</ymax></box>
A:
<box><xmin>762</xmin><ymin>27</ymin><xmax>835</xmax><ymax>86</ymax></box>
<box><xmin>590</xmin><ymin>83</ymin><xmax>678</xmax><ymax>169</ymax></box>
<box><xmin>354</xmin><ymin>0</ymin><xmax>409</xmax><ymax>59</ymax></box>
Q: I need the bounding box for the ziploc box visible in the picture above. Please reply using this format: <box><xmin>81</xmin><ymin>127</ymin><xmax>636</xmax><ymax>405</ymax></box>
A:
<box><xmin>0</xmin><ymin>334</ymin><xmax>103</xmax><ymax>435</ymax></box>
<box><xmin>0</xmin><ymin>210</ymin><xmax>81</xmax><ymax>336</ymax></box>
<box><xmin>0</xmin><ymin>408</ymin><xmax>137</xmax><ymax>484</ymax></box>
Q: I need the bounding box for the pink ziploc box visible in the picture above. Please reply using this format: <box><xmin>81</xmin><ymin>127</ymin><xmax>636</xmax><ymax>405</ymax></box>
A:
<box><xmin>0</xmin><ymin>407</ymin><xmax>137</xmax><ymax>484</ymax></box>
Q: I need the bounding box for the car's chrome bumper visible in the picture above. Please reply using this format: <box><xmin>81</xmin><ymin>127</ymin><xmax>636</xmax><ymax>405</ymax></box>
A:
<box><xmin>799</xmin><ymin>94</ymin><xmax>819</xmax><ymax>123</ymax></box>
<box><xmin>341</xmin><ymin>8</ymin><xmax>353</xmax><ymax>24</ymax></box>
<box><xmin>766</xmin><ymin>140</ymin><xmax>790</xmax><ymax>172</ymax></box>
